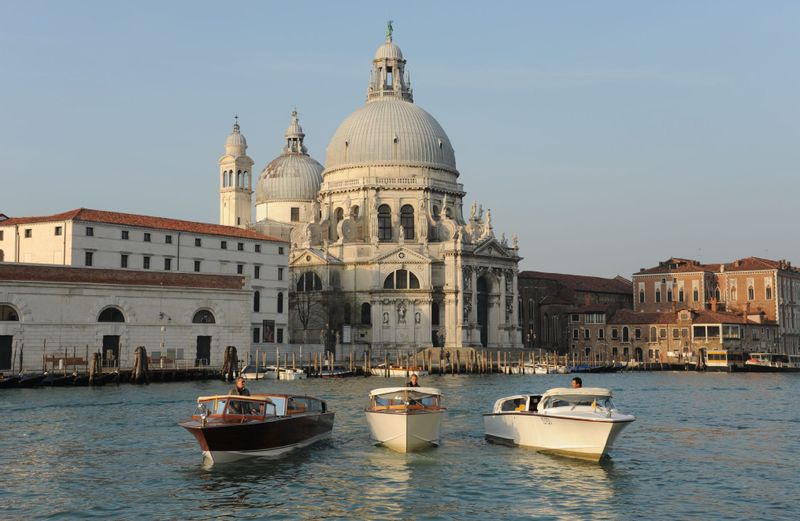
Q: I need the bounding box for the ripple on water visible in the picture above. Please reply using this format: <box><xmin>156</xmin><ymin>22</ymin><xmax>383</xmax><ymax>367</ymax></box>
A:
<box><xmin>1</xmin><ymin>373</ymin><xmax>800</xmax><ymax>520</ymax></box>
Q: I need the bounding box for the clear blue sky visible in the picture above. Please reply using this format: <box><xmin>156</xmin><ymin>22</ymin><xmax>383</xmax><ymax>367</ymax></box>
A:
<box><xmin>1</xmin><ymin>1</ymin><xmax>798</xmax><ymax>278</ymax></box>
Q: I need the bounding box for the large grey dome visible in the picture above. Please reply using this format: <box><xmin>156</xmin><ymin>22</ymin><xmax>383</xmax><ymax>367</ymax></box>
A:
<box><xmin>324</xmin><ymin>98</ymin><xmax>457</xmax><ymax>175</ymax></box>
<box><xmin>256</xmin><ymin>111</ymin><xmax>323</xmax><ymax>203</ymax></box>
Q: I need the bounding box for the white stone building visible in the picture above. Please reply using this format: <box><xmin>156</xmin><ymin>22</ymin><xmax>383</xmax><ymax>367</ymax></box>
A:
<box><xmin>0</xmin><ymin>209</ymin><xmax>289</xmax><ymax>357</ymax></box>
<box><xmin>221</xmin><ymin>28</ymin><xmax>523</xmax><ymax>350</ymax></box>
<box><xmin>0</xmin><ymin>263</ymin><xmax>250</xmax><ymax>373</ymax></box>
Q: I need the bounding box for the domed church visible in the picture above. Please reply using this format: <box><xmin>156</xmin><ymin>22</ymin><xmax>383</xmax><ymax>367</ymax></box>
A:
<box><xmin>219</xmin><ymin>25</ymin><xmax>522</xmax><ymax>349</ymax></box>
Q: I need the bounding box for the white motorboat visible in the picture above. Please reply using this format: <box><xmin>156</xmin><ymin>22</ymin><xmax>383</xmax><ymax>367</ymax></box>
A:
<box><xmin>369</xmin><ymin>365</ymin><xmax>429</xmax><ymax>378</ymax></box>
<box><xmin>239</xmin><ymin>365</ymin><xmax>279</xmax><ymax>380</ymax></box>
<box><xmin>279</xmin><ymin>368</ymin><xmax>307</xmax><ymax>380</ymax></box>
<box><xmin>483</xmin><ymin>387</ymin><xmax>635</xmax><ymax>461</ymax></box>
<box><xmin>365</xmin><ymin>387</ymin><xmax>444</xmax><ymax>453</ymax></box>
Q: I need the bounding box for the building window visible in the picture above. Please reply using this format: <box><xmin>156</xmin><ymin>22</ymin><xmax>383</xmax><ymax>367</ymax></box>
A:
<box><xmin>278</xmin><ymin>246</ymin><xmax>284</xmax><ymax>255</ymax></box>
<box><xmin>649</xmin><ymin>327</ymin><xmax>657</xmax><ymax>342</ymax></box>
<box><xmin>238</xmin><ymin>242</ymin><xmax>244</xmax><ymax>251</ymax></box>
<box><xmin>296</xmin><ymin>271</ymin><xmax>323</xmax><ymax>292</ymax></box>
<box><xmin>253</xmin><ymin>328</ymin><xmax>260</xmax><ymax>343</ymax></box>
<box><xmin>165</xmin><ymin>235</ymin><xmax>172</xmax><ymax>244</ymax></box>
<box><xmin>192</xmin><ymin>310</ymin><xmax>216</xmax><ymax>324</ymax></box>
<box><xmin>383</xmin><ymin>269</ymin><xmax>420</xmax><ymax>289</ymax></box>
<box><xmin>121</xmin><ymin>230</ymin><xmax>129</xmax><ymax>240</ymax></box>
<box><xmin>291</xmin><ymin>207</ymin><xmax>300</xmax><ymax>222</ymax></box>
<box><xmin>98</xmin><ymin>307</ymin><xmax>125</xmax><ymax>322</ymax></box>
<box><xmin>277</xmin><ymin>328</ymin><xmax>284</xmax><ymax>344</ymax></box>
<box><xmin>0</xmin><ymin>231</ymin><xmax>4</xmax><ymax>240</ymax></box>
<box><xmin>54</xmin><ymin>226</ymin><xmax>62</xmax><ymax>236</ymax></box>
<box><xmin>86</xmin><ymin>227</ymin><xmax>94</xmax><ymax>236</ymax></box>
<box><xmin>85</xmin><ymin>251</ymin><xmax>93</xmax><ymax>266</ymax></box>
<box><xmin>378</xmin><ymin>204</ymin><xmax>392</xmax><ymax>240</ymax></box>
<box><xmin>143</xmin><ymin>256</ymin><xmax>151</xmax><ymax>269</ymax></box>
<box><xmin>278</xmin><ymin>267</ymin><xmax>284</xmax><ymax>280</ymax></box>
<box><xmin>361</xmin><ymin>303</ymin><xmax>372</xmax><ymax>325</ymax></box>
<box><xmin>120</xmin><ymin>254</ymin><xmax>128</xmax><ymax>268</ymax></box>
<box><xmin>635</xmin><ymin>328</ymin><xmax>641</xmax><ymax>340</ymax></box>
<box><xmin>622</xmin><ymin>327</ymin><xmax>630</xmax><ymax>342</ymax></box>
<box><xmin>667</xmin><ymin>289</ymin><xmax>673</xmax><ymax>302</ymax></box>
<box><xmin>679</xmin><ymin>289</ymin><xmax>684</xmax><ymax>302</ymax></box>
<box><xmin>277</xmin><ymin>292</ymin><xmax>283</xmax><ymax>313</ymax></box>
<box><xmin>253</xmin><ymin>291</ymin><xmax>260</xmax><ymax>312</ymax></box>
<box><xmin>164</xmin><ymin>258</ymin><xmax>172</xmax><ymax>271</ymax></box>
<box><xmin>237</xmin><ymin>264</ymin><xmax>244</xmax><ymax>274</ymax></box>
<box><xmin>611</xmin><ymin>328</ymin><xmax>619</xmax><ymax>339</ymax></box>
<box><xmin>584</xmin><ymin>329</ymin><xmax>590</xmax><ymax>340</ymax></box>
<box><xmin>598</xmin><ymin>329</ymin><xmax>605</xmax><ymax>340</ymax></box>
<box><xmin>766</xmin><ymin>286</ymin><xmax>773</xmax><ymax>300</ymax></box>
<box><xmin>0</xmin><ymin>304</ymin><xmax>20</xmax><ymax>321</ymax></box>
<box><xmin>255</xmin><ymin>244</ymin><xmax>261</xmax><ymax>253</ymax></box>
<box><xmin>573</xmin><ymin>329</ymin><xmax>579</xmax><ymax>340</ymax></box>
<box><xmin>254</xmin><ymin>266</ymin><xmax>260</xmax><ymax>279</ymax></box>
<box><xmin>194</xmin><ymin>260</ymin><xmax>201</xmax><ymax>272</ymax></box>
<box><xmin>655</xmin><ymin>289</ymin><xmax>661</xmax><ymax>303</ymax></box>
<box><xmin>672</xmin><ymin>328</ymin><xmax>680</xmax><ymax>339</ymax></box>
<box><xmin>639</xmin><ymin>291</ymin><xmax>645</xmax><ymax>304</ymax></box>
<box><xmin>748</xmin><ymin>286</ymin><xmax>755</xmax><ymax>301</ymax></box>
<box><xmin>693</xmin><ymin>289</ymin><xmax>699</xmax><ymax>302</ymax></box>
<box><xmin>195</xmin><ymin>238</ymin><xmax>202</xmax><ymax>247</ymax></box>
<box><xmin>659</xmin><ymin>328</ymin><xmax>667</xmax><ymax>339</ymax></box>
<box><xmin>144</xmin><ymin>232</ymin><xmax>151</xmax><ymax>242</ymax></box>
<box><xmin>400</xmin><ymin>204</ymin><xmax>415</xmax><ymax>239</ymax></box>
<box><xmin>221</xmin><ymin>241</ymin><xmax>227</xmax><ymax>250</ymax></box>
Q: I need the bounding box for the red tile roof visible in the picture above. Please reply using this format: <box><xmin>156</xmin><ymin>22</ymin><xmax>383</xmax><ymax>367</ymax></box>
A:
<box><xmin>519</xmin><ymin>271</ymin><xmax>632</xmax><ymax>295</ymax></box>
<box><xmin>608</xmin><ymin>308</ymin><xmax>776</xmax><ymax>326</ymax></box>
<box><xmin>638</xmin><ymin>256</ymin><xmax>796</xmax><ymax>275</ymax></box>
<box><xmin>0</xmin><ymin>208</ymin><xmax>287</xmax><ymax>243</ymax></box>
<box><xmin>0</xmin><ymin>263</ymin><xmax>245</xmax><ymax>290</ymax></box>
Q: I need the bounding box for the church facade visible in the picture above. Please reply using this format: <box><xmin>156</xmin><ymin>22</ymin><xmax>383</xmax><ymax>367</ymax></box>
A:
<box><xmin>219</xmin><ymin>28</ymin><xmax>523</xmax><ymax>350</ymax></box>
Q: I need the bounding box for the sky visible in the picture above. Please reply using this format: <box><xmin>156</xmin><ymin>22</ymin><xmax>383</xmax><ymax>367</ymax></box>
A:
<box><xmin>1</xmin><ymin>1</ymin><xmax>798</xmax><ymax>278</ymax></box>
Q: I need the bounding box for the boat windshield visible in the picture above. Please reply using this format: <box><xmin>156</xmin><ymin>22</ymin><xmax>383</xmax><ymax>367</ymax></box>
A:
<box><xmin>197</xmin><ymin>397</ymin><xmax>277</xmax><ymax>418</ymax></box>
<box><xmin>374</xmin><ymin>390</ymin><xmax>440</xmax><ymax>408</ymax></box>
<box><xmin>541</xmin><ymin>395</ymin><xmax>615</xmax><ymax>410</ymax></box>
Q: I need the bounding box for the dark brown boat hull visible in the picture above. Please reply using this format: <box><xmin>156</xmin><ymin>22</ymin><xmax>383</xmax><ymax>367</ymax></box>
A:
<box><xmin>181</xmin><ymin>412</ymin><xmax>334</xmax><ymax>463</ymax></box>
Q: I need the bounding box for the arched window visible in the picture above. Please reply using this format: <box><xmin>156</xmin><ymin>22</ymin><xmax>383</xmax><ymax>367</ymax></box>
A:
<box><xmin>0</xmin><ymin>304</ymin><xmax>19</xmax><ymax>321</ymax></box>
<box><xmin>192</xmin><ymin>310</ymin><xmax>216</xmax><ymax>324</ymax></box>
<box><xmin>679</xmin><ymin>289</ymin><xmax>684</xmax><ymax>302</ymax></box>
<box><xmin>378</xmin><ymin>204</ymin><xmax>392</xmax><ymax>240</ymax></box>
<box><xmin>222</xmin><ymin>171</ymin><xmax>227</xmax><ymax>187</ymax></box>
<box><xmin>714</xmin><ymin>287</ymin><xmax>721</xmax><ymax>301</ymax></box>
<box><xmin>667</xmin><ymin>289</ymin><xmax>673</xmax><ymax>302</ymax></box>
<box><xmin>400</xmin><ymin>204</ymin><xmax>415</xmax><ymax>239</ymax></box>
<box><xmin>639</xmin><ymin>290</ymin><xmax>645</xmax><ymax>304</ymax></box>
<box><xmin>655</xmin><ymin>289</ymin><xmax>661</xmax><ymax>303</ymax></box>
<box><xmin>98</xmin><ymin>307</ymin><xmax>125</xmax><ymax>323</ymax></box>
<box><xmin>237</xmin><ymin>170</ymin><xmax>242</xmax><ymax>187</ymax></box>
<box><xmin>383</xmin><ymin>269</ymin><xmax>420</xmax><ymax>289</ymax></box>
<box><xmin>432</xmin><ymin>206</ymin><xmax>440</xmax><ymax>221</ymax></box>
<box><xmin>361</xmin><ymin>302</ymin><xmax>371</xmax><ymax>324</ymax></box>
<box><xmin>296</xmin><ymin>271</ymin><xmax>323</xmax><ymax>292</ymax></box>
<box><xmin>432</xmin><ymin>302</ymin><xmax>440</xmax><ymax>326</ymax></box>
<box><xmin>622</xmin><ymin>326</ymin><xmax>630</xmax><ymax>342</ymax></box>
<box><xmin>253</xmin><ymin>291</ymin><xmax>260</xmax><ymax>312</ymax></box>
<box><xmin>335</xmin><ymin>207</ymin><xmax>344</xmax><ymax>223</ymax></box>
<box><xmin>277</xmin><ymin>292</ymin><xmax>284</xmax><ymax>314</ymax></box>
<box><xmin>730</xmin><ymin>286</ymin><xmax>737</xmax><ymax>301</ymax></box>
<box><xmin>748</xmin><ymin>286</ymin><xmax>755</xmax><ymax>301</ymax></box>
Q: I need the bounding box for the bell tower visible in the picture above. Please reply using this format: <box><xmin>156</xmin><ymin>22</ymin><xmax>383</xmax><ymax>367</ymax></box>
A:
<box><xmin>219</xmin><ymin>116</ymin><xmax>254</xmax><ymax>228</ymax></box>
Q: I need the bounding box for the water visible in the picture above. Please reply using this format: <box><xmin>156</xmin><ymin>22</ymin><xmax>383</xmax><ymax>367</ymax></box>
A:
<box><xmin>1</xmin><ymin>373</ymin><xmax>798</xmax><ymax>520</ymax></box>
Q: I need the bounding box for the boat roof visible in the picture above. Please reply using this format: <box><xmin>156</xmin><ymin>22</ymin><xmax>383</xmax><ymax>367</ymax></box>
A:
<box><xmin>369</xmin><ymin>387</ymin><xmax>441</xmax><ymax>397</ymax></box>
<box><xmin>540</xmin><ymin>387</ymin><xmax>612</xmax><ymax>400</ymax></box>
<box><xmin>196</xmin><ymin>393</ymin><xmax>318</xmax><ymax>402</ymax></box>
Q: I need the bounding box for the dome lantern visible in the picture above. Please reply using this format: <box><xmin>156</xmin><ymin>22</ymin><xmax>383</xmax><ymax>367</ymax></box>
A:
<box><xmin>367</xmin><ymin>22</ymin><xmax>413</xmax><ymax>103</ymax></box>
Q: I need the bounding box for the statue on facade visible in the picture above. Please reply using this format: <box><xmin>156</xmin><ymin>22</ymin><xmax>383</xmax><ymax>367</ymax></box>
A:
<box><xmin>512</xmin><ymin>233</ymin><xmax>518</xmax><ymax>249</ymax></box>
<box><xmin>500</xmin><ymin>233</ymin><xmax>507</xmax><ymax>246</ymax></box>
<box><xmin>470</xmin><ymin>202</ymin><xmax>477</xmax><ymax>221</ymax></box>
<box><xmin>397</xmin><ymin>301</ymin><xmax>407</xmax><ymax>324</ymax></box>
<box><xmin>383</xmin><ymin>311</ymin><xmax>389</xmax><ymax>325</ymax></box>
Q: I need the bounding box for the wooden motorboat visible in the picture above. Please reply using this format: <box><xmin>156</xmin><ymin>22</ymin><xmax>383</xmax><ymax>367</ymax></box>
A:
<box><xmin>744</xmin><ymin>352</ymin><xmax>800</xmax><ymax>372</ymax></box>
<box><xmin>483</xmin><ymin>387</ymin><xmax>635</xmax><ymax>461</ymax></box>
<box><xmin>365</xmin><ymin>387</ymin><xmax>444</xmax><ymax>453</ymax></box>
<box><xmin>179</xmin><ymin>393</ymin><xmax>334</xmax><ymax>463</ymax></box>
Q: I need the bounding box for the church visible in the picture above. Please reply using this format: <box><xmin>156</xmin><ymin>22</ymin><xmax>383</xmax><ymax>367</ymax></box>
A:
<box><xmin>218</xmin><ymin>26</ymin><xmax>523</xmax><ymax>350</ymax></box>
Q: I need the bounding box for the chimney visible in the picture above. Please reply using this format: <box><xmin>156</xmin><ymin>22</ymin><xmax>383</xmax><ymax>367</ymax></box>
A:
<box><xmin>711</xmin><ymin>297</ymin><xmax>718</xmax><ymax>313</ymax></box>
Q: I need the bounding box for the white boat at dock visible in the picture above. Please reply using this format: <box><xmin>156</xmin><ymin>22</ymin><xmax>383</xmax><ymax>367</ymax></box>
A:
<box><xmin>483</xmin><ymin>387</ymin><xmax>635</xmax><ymax>461</ymax></box>
<box><xmin>369</xmin><ymin>364</ymin><xmax>429</xmax><ymax>378</ymax></box>
<box><xmin>365</xmin><ymin>387</ymin><xmax>445</xmax><ymax>453</ymax></box>
<box><xmin>240</xmin><ymin>365</ymin><xmax>279</xmax><ymax>380</ymax></box>
<box><xmin>278</xmin><ymin>368</ymin><xmax>307</xmax><ymax>380</ymax></box>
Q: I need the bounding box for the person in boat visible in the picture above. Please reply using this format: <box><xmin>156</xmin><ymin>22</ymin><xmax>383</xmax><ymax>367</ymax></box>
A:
<box><xmin>230</xmin><ymin>376</ymin><xmax>251</xmax><ymax>396</ymax></box>
<box><xmin>571</xmin><ymin>376</ymin><xmax>583</xmax><ymax>389</ymax></box>
<box><xmin>229</xmin><ymin>376</ymin><xmax>254</xmax><ymax>414</ymax></box>
<box><xmin>407</xmin><ymin>374</ymin><xmax>420</xmax><ymax>387</ymax></box>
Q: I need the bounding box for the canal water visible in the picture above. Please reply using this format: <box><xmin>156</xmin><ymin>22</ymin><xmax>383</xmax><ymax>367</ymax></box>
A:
<box><xmin>1</xmin><ymin>373</ymin><xmax>798</xmax><ymax>520</ymax></box>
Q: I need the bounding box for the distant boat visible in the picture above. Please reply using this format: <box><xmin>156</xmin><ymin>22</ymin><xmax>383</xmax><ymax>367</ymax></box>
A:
<box><xmin>365</xmin><ymin>387</ymin><xmax>445</xmax><ymax>452</ymax></box>
<box><xmin>369</xmin><ymin>364</ymin><xmax>428</xmax><ymax>378</ymax></box>
<box><xmin>319</xmin><ymin>367</ymin><xmax>355</xmax><ymax>378</ymax></box>
<box><xmin>179</xmin><ymin>392</ymin><xmax>334</xmax><ymax>464</ymax></box>
<box><xmin>484</xmin><ymin>387</ymin><xmax>635</xmax><ymax>461</ymax></box>
<box><xmin>240</xmin><ymin>365</ymin><xmax>279</xmax><ymax>380</ymax></box>
<box><xmin>279</xmin><ymin>368</ymin><xmax>307</xmax><ymax>380</ymax></box>
<box><xmin>745</xmin><ymin>352</ymin><xmax>800</xmax><ymax>373</ymax></box>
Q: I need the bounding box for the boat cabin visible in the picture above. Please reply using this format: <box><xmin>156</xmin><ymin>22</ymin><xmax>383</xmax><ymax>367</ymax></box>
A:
<box><xmin>193</xmin><ymin>394</ymin><xmax>326</xmax><ymax>423</ymax></box>
<box><xmin>492</xmin><ymin>394</ymin><xmax>541</xmax><ymax>413</ymax></box>
<box><xmin>368</xmin><ymin>387</ymin><xmax>442</xmax><ymax>410</ymax></box>
<box><xmin>538</xmin><ymin>388</ymin><xmax>615</xmax><ymax>412</ymax></box>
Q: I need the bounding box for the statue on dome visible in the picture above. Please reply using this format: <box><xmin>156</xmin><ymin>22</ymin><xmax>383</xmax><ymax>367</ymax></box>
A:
<box><xmin>386</xmin><ymin>20</ymin><xmax>394</xmax><ymax>41</ymax></box>
<box><xmin>512</xmin><ymin>234</ymin><xmax>519</xmax><ymax>249</ymax></box>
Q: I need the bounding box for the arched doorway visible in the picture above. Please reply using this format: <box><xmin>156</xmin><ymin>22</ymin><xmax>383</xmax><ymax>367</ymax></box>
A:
<box><xmin>477</xmin><ymin>276</ymin><xmax>490</xmax><ymax>347</ymax></box>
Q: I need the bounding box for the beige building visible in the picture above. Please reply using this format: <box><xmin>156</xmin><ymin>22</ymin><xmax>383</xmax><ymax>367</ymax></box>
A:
<box><xmin>222</xmin><ymin>28</ymin><xmax>523</xmax><ymax>350</ymax></box>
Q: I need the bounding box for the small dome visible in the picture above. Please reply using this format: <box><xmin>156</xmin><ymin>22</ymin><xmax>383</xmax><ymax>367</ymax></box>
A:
<box><xmin>256</xmin><ymin>155</ymin><xmax>323</xmax><ymax>203</ymax></box>
<box><xmin>374</xmin><ymin>41</ymin><xmax>403</xmax><ymax>61</ymax></box>
<box><xmin>256</xmin><ymin>111</ymin><xmax>323</xmax><ymax>203</ymax></box>
<box><xmin>325</xmin><ymin>98</ymin><xmax>457</xmax><ymax>175</ymax></box>
<box><xmin>225</xmin><ymin>120</ymin><xmax>247</xmax><ymax>155</ymax></box>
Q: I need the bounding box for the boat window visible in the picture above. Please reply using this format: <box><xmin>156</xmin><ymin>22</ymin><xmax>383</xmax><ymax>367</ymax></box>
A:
<box><xmin>288</xmin><ymin>396</ymin><xmax>323</xmax><ymax>414</ymax></box>
<box><xmin>265</xmin><ymin>396</ymin><xmax>287</xmax><ymax>416</ymax></box>
<box><xmin>500</xmin><ymin>398</ymin><xmax>526</xmax><ymax>412</ymax></box>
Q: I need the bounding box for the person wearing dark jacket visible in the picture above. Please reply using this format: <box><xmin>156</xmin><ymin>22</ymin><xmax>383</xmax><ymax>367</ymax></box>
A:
<box><xmin>407</xmin><ymin>374</ymin><xmax>420</xmax><ymax>387</ymax></box>
<box><xmin>230</xmin><ymin>376</ymin><xmax>251</xmax><ymax>396</ymax></box>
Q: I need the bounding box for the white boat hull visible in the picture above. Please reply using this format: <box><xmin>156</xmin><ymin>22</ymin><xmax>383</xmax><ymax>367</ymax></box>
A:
<box><xmin>365</xmin><ymin>410</ymin><xmax>443</xmax><ymax>453</ymax></box>
<box><xmin>483</xmin><ymin>412</ymin><xmax>633</xmax><ymax>461</ymax></box>
<box><xmin>279</xmin><ymin>369</ymin><xmax>307</xmax><ymax>380</ymax></box>
<box><xmin>370</xmin><ymin>368</ymin><xmax>429</xmax><ymax>378</ymax></box>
